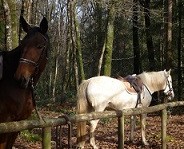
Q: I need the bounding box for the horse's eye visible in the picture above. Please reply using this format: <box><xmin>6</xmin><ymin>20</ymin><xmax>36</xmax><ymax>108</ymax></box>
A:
<box><xmin>37</xmin><ymin>45</ymin><xmax>44</xmax><ymax>49</ymax></box>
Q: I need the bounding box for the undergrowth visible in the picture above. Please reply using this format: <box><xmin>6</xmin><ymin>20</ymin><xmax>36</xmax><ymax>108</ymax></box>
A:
<box><xmin>20</xmin><ymin>130</ymin><xmax>42</xmax><ymax>142</ymax></box>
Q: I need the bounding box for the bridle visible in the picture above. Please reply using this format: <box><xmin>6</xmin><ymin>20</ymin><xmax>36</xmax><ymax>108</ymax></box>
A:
<box><xmin>19</xmin><ymin>44</ymin><xmax>47</xmax><ymax>68</ymax></box>
<box><xmin>19</xmin><ymin>32</ymin><xmax>48</xmax><ymax>86</ymax></box>
<box><xmin>140</xmin><ymin>75</ymin><xmax>173</xmax><ymax>103</ymax></box>
<box><xmin>164</xmin><ymin>76</ymin><xmax>173</xmax><ymax>97</ymax></box>
<box><xmin>19</xmin><ymin>57</ymin><xmax>39</xmax><ymax>67</ymax></box>
<box><xmin>19</xmin><ymin>32</ymin><xmax>48</xmax><ymax>69</ymax></box>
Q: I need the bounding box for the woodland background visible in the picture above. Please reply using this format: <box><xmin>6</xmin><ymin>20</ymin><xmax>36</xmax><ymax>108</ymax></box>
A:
<box><xmin>0</xmin><ymin>0</ymin><xmax>184</xmax><ymax>103</ymax></box>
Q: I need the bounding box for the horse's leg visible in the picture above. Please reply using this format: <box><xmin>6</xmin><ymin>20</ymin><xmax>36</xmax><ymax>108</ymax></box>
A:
<box><xmin>6</xmin><ymin>132</ymin><xmax>19</xmax><ymax>149</ymax></box>
<box><xmin>77</xmin><ymin>120</ymin><xmax>87</xmax><ymax>149</ymax></box>
<box><xmin>89</xmin><ymin>104</ymin><xmax>108</xmax><ymax>149</ymax></box>
<box><xmin>129</xmin><ymin>115</ymin><xmax>136</xmax><ymax>142</ymax></box>
<box><xmin>0</xmin><ymin>134</ymin><xmax>8</xmax><ymax>149</ymax></box>
<box><xmin>89</xmin><ymin>119</ymin><xmax>99</xmax><ymax>149</ymax></box>
<box><xmin>140</xmin><ymin>114</ymin><xmax>149</xmax><ymax>145</ymax></box>
<box><xmin>0</xmin><ymin>143</ymin><xmax>6</xmax><ymax>149</ymax></box>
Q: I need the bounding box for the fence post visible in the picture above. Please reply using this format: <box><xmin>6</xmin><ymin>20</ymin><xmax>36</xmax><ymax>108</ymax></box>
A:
<box><xmin>161</xmin><ymin>108</ymin><xmax>167</xmax><ymax>149</ymax></box>
<box><xmin>118</xmin><ymin>112</ymin><xmax>124</xmax><ymax>149</ymax></box>
<box><xmin>42</xmin><ymin>127</ymin><xmax>51</xmax><ymax>149</ymax></box>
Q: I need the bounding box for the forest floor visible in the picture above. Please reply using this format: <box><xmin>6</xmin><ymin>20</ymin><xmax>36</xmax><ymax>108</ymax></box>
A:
<box><xmin>13</xmin><ymin>101</ymin><xmax>184</xmax><ymax>149</ymax></box>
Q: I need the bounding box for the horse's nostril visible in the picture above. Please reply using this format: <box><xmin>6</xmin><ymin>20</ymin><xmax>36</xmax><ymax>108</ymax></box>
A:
<box><xmin>19</xmin><ymin>76</ymin><xmax>30</xmax><ymax>88</ymax></box>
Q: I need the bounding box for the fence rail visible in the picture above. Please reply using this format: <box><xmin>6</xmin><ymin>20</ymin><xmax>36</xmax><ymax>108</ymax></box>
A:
<box><xmin>0</xmin><ymin>101</ymin><xmax>184</xmax><ymax>149</ymax></box>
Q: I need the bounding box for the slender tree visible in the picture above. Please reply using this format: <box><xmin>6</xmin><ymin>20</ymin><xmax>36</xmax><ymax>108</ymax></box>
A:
<box><xmin>95</xmin><ymin>1</ymin><xmax>104</xmax><ymax>76</ymax></box>
<box><xmin>51</xmin><ymin>16</ymin><xmax>60</xmax><ymax>100</ymax></box>
<box><xmin>177</xmin><ymin>0</ymin><xmax>182</xmax><ymax>100</ymax></box>
<box><xmin>8</xmin><ymin>0</ymin><xmax>18</xmax><ymax>48</ymax></box>
<box><xmin>74</xmin><ymin>3</ymin><xmax>85</xmax><ymax>83</ymax></box>
<box><xmin>140</xmin><ymin>0</ymin><xmax>155</xmax><ymax>71</ymax></box>
<box><xmin>133</xmin><ymin>0</ymin><xmax>141</xmax><ymax>74</ymax></box>
<box><xmin>66</xmin><ymin>0</ymin><xmax>85</xmax><ymax>91</ymax></box>
<box><xmin>0</xmin><ymin>1</ymin><xmax>5</xmax><ymax>49</ymax></box>
<box><xmin>2</xmin><ymin>0</ymin><xmax>12</xmax><ymax>51</ymax></box>
<box><xmin>103</xmin><ymin>0</ymin><xmax>116</xmax><ymax>76</ymax></box>
<box><xmin>164</xmin><ymin>0</ymin><xmax>173</xmax><ymax>69</ymax></box>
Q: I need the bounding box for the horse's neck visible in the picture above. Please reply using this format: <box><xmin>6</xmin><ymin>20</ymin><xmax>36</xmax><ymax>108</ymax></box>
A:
<box><xmin>3</xmin><ymin>47</ymin><xmax>21</xmax><ymax>79</ymax></box>
<box><xmin>139</xmin><ymin>73</ymin><xmax>164</xmax><ymax>94</ymax></box>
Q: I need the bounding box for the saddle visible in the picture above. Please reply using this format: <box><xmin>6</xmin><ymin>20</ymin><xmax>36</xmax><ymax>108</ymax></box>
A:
<box><xmin>118</xmin><ymin>75</ymin><xmax>143</xmax><ymax>107</ymax></box>
<box><xmin>124</xmin><ymin>75</ymin><xmax>143</xmax><ymax>93</ymax></box>
<box><xmin>118</xmin><ymin>75</ymin><xmax>143</xmax><ymax>93</ymax></box>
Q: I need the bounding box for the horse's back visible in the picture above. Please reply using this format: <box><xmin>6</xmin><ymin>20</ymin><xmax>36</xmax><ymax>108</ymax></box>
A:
<box><xmin>84</xmin><ymin>76</ymin><xmax>126</xmax><ymax>108</ymax></box>
<box><xmin>87</xmin><ymin>76</ymin><xmax>124</xmax><ymax>95</ymax></box>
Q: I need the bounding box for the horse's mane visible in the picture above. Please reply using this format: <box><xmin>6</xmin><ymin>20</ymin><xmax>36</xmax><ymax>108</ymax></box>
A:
<box><xmin>138</xmin><ymin>71</ymin><xmax>166</xmax><ymax>91</ymax></box>
<box><xmin>2</xmin><ymin>48</ymin><xmax>21</xmax><ymax>79</ymax></box>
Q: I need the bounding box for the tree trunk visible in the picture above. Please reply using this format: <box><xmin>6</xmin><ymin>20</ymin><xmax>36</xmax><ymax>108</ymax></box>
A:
<box><xmin>19</xmin><ymin>0</ymin><xmax>33</xmax><ymax>41</ymax></box>
<box><xmin>23</xmin><ymin>0</ymin><xmax>33</xmax><ymax>22</ymax></box>
<box><xmin>8</xmin><ymin>0</ymin><xmax>18</xmax><ymax>48</ymax></box>
<box><xmin>103</xmin><ymin>1</ymin><xmax>116</xmax><ymax>76</ymax></box>
<box><xmin>95</xmin><ymin>1</ymin><xmax>104</xmax><ymax>76</ymax></box>
<box><xmin>164</xmin><ymin>0</ymin><xmax>173</xmax><ymax>69</ymax></box>
<box><xmin>70</xmin><ymin>0</ymin><xmax>79</xmax><ymax>89</ymax></box>
<box><xmin>52</xmin><ymin>56</ymin><xmax>59</xmax><ymax>101</ymax></box>
<box><xmin>177</xmin><ymin>0</ymin><xmax>182</xmax><ymax>100</ymax></box>
<box><xmin>2</xmin><ymin>0</ymin><xmax>12</xmax><ymax>51</ymax></box>
<box><xmin>52</xmin><ymin>11</ymin><xmax>65</xmax><ymax>101</ymax></box>
<box><xmin>133</xmin><ymin>0</ymin><xmax>141</xmax><ymax>74</ymax></box>
<box><xmin>65</xmin><ymin>1</ymin><xmax>72</xmax><ymax>92</ymax></box>
<box><xmin>98</xmin><ymin>41</ymin><xmax>106</xmax><ymax>76</ymax></box>
<box><xmin>74</xmin><ymin>3</ymin><xmax>85</xmax><ymax>82</ymax></box>
<box><xmin>141</xmin><ymin>0</ymin><xmax>155</xmax><ymax>71</ymax></box>
<box><xmin>66</xmin><ymin>0</ymin><xmax>84</xmax><ymax>90</ymax></box>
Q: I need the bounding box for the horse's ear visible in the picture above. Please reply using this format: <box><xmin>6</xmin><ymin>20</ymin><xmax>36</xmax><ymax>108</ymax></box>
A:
<box><xmin>40</xmin><ymin>17</ymin><xmax>48</xmax><ymax>34</ymax></box>
<box><xmin>20</xmin><ymin>16</ymin><xmax>30</xmax><ymax>33</ymax></box>
<box><xmin>168</xmin><ymin>69</ymin><xmax>171</xmax><ymax>75</ymax></box>
<box><xmin>164</xmin><ymin>69</ymin><xmax>171</xmax><ymax>76</ymax></box>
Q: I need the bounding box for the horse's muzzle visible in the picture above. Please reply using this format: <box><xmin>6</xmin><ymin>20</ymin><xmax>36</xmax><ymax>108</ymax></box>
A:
<box><xmin>15</xmin><ymin>76</ymin><xmax>30</xmax><ymax>89</ymax></box>
<box><xmin>14</xmin><ymin>64</ymin><xmax>34</xmax><ymax>88</ymax></box>
<box><xmin>166</xmin><ymin>90</ymin><xmax>174</xmax><ymax>100</ymax></box>
<box><xmin>22</xmin><ymin>77</ymin><xmax>30</xmax><ymax>88</ymax></box>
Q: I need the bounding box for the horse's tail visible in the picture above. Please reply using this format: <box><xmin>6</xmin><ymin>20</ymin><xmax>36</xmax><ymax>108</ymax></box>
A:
<box><xmin>76</xmin><ymin>79</ymin><xmax>91</xmax><ymax>147</ymax></box>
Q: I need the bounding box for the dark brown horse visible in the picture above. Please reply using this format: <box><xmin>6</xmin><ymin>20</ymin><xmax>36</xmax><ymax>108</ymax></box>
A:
<box><xmin>0</xmin><ymin>16</ymin><xmax>49</xmax><ymax>149</ymax></box>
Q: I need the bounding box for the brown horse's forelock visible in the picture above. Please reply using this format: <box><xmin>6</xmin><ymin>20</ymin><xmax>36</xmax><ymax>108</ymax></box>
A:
<box><xmin>20</xmin><ymin>27</ymin><xmax>48</xmax><ymax>47</ymax></box>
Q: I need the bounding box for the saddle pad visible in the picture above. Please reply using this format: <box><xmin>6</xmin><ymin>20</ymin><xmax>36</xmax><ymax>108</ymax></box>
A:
<box><xmin>122</xmin><ymin>81</ymin><xmax>137</xmax><ymax>94</ymax></box>
<box><xmin>118</xmin><ymin>75</ymin><xmax>143</xmax><ymax>94</ymax></box>
<box><xmin>0</xmin><ymin>55</ymin><xmax>3</xmax><ymax>79</ymax></box>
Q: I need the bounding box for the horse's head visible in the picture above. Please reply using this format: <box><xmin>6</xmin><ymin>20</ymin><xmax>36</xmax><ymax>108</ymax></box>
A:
<box><xmin>163</xmin><ymin>69</ymin><xmax>174</xmax><ymax>100</ymax></box>
<box><xmin>14</xmin><ymin>16</ymin><xmax>49</xmax><ymax>88</ymax></box>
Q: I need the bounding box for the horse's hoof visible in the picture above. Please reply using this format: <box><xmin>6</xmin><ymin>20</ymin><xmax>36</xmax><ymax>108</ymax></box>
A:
<box><xmin>93</xmin><ymin>146</ymin><xmax>99</xmax><ymax>149</ymax></box>
<box><xmin>143</xmin><ymin>141</ymin><xmax>149</xmax><ymax>146</ymax></box>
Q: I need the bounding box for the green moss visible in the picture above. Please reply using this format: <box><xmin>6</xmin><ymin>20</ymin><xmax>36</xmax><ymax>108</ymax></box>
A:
<box><xmin>20</xmin><ymin>130</ymin><xmax>42</xmax><ymax>142</ymax></box>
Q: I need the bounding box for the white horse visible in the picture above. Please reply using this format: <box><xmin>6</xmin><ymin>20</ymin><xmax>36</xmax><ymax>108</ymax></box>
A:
<box><xmin>76</xmin><ymin>70</ymin><xmax>174</xmax><ymax>149</ymax></box>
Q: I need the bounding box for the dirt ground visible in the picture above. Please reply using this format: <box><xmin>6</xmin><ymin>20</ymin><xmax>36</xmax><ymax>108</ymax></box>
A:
<box><xmin>13</xmin><ymin>104</ymin><xmax>184</xmax><ymax>149</ymax></box>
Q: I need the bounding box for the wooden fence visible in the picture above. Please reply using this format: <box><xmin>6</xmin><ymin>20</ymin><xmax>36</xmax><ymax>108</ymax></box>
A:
<box><xmin>0</xmin><ymin>101</ymin><xmax>184</xmax><ymax>149</ymax></box>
